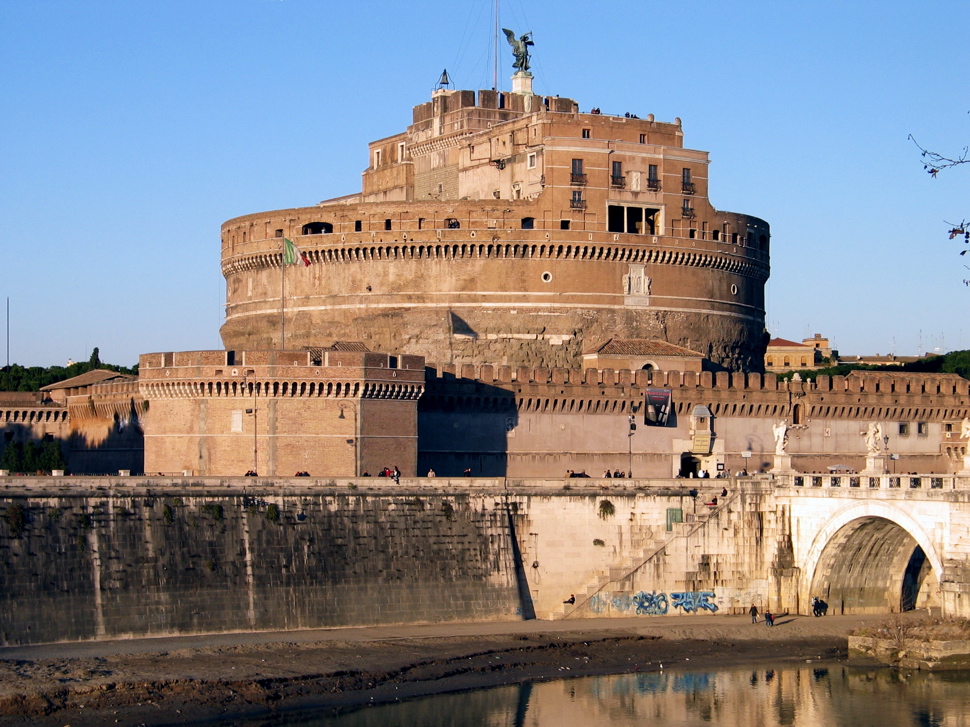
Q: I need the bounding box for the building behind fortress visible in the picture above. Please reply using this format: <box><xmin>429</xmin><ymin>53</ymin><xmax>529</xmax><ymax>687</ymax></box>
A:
<box><xmin>2</xmin><ymin>75</ymin><xmax>969</xmax><ymax>479</ymax></box>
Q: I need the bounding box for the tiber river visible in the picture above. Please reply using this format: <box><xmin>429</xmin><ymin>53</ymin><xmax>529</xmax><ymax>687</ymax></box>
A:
<box><xmin>257</xmin><ymin>663</ymin><xmax>970</xmax><ymax>727</ymax></box>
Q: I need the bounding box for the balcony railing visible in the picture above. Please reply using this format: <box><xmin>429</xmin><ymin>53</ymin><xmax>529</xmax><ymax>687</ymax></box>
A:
<box><xmin>681</xmin><ymin>207</ymin><xmax>695</xmax><ymax>219</ymax></box>
<box><xmin>610</xmin><ymin>175</ymin><xmax>626</xmax><ymax>188</ymax></box>
<box><xmin>682</xmin><ymin>181</ymin><xmax>696</xmax><ymax>195</ymax></box>
<box><xmin>570</xmin><ymin>198</ymin><xmax>587</xmax><ymax>210</ymax></box>
<box><xmin>570</xmin><ymin>173</ymin><xmax>588</xmax><ymax>185</ymax></box>
<box><xmin>647</xmin><ymin>178</ymin><xmax>661</xmax><ymax>191</ymax></box>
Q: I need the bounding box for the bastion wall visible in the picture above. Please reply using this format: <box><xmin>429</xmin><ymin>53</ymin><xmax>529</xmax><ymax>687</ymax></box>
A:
<box><xmin>219</xmin><ymin>202</ymin><xmax>769</xmax><ymax>371</ymax></box>
<box><xmin>0</xmin><ymin>477</ymin><xmax>788</xmax><ymax>645</ymax></box>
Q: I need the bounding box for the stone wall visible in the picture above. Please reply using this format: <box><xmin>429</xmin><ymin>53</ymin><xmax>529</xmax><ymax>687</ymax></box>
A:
<box><xmin>0</xmin><ymin>479</ymin><xmax>524</xmax><ymax>645</ymax></box>
<box><xmin>0</xmin><ymin>476</ymin><xmax>794</xmax><ymax>645</ymax></box>
<box><xmin>419</xmin><ymin>367</ymin><xmax>970</xmax><ymax>477</ymax></box>
<box><xmin>4</xmin><ymin>475</ymin><xmax>968</xmax><ymax>645</ymax></box>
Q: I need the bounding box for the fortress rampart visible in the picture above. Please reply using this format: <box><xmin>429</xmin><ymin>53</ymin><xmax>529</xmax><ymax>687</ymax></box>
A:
<box><xmin>138</xmin><ymin>349</ymin><xmax>425</xmax><ymax>477</ymax></box>
<box><xmin>419</xmin><ymin>367</ymin><xmax>970</xmax><ymax>477</ymax></box>
<box><xmin>3</xmin><ymin>474</ymin><xmax>969</xmax><ymax>644</ymax></box>
<box><xmin>423</xmin><ymin>365</ymin><xmax>970</xmax><ymax>421</ymax></box>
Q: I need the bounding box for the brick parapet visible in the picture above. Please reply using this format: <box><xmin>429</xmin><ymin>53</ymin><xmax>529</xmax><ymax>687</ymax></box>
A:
<box><xmin>139</xmin><ymin>350</ymin><xmax>425</xmax><ymax>402</ymax></box>
<box><xmin>422</xmin><ymin>364</ymin><xmax>970</xmax><ymax>421</ymax></box>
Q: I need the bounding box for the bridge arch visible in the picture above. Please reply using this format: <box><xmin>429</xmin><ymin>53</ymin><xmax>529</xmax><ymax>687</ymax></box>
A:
<box><xmin>801</xmin><ymin>502</ymin><xmax>943</xmax><ymax>615</ymax></box>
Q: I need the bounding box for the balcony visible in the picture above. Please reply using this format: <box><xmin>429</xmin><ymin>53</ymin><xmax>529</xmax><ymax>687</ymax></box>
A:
<box><xmin>647</xmin><ymin>178</ymin><xmax>661</xmax><ymax>191</ymax></box>
<box><xmin>682</xmin><ymin>181</ymin><xmax>696</xmax><ymax>195</ymax></box>
<box><xmin>570</xmin><ymin>173</ymin><xmax>588</xmax><ymax>185</ymax></box>
<box><xmin>681</xmin><ymin>207</ymin><xmax>695</xmax><ymax>219</ymax></box>
<box><xmin>610</xmin><ymin>175</ymin><xmax>626</xmax><ymax>189</ymax></box>
<box><xmin>570</xmin><ymin>198</ymin><xmax>587</xmax><ymax>210</ymax></box>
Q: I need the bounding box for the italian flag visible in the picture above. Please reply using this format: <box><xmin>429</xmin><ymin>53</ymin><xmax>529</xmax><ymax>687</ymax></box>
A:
<box><xmin>283</xmin><ymin>237</ymin><xmax>311</xmax><ymax>267</ymax></box>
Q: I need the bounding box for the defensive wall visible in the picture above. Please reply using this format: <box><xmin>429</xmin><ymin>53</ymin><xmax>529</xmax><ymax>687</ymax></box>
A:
<box><xmin>420</xmin><ymin>366</ymin><xmax>970</xmax><ymax>478</ymax></box>
<box><xmin>2</xmin><ymin>474</ymin><xmax>970</xmax><ymax>645</ymax></box>
<box><xmin>219</xmin><ymin>207</ymin><xmax>769</xmax><ymax>370</ymax></box>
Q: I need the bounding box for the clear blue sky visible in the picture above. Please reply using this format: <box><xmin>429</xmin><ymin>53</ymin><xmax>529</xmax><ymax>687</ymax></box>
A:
<box><xmin>1</xmin><ymin>0</ymin><xmax>967</xmax><ymax>367</ymax></box>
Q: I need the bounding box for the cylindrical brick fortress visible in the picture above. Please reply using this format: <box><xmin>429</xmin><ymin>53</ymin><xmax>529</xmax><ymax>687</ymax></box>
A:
<box><xmin>220</xmin><ymin>87</ymin><xmax>770</xmax><ymax>371</ymax></box>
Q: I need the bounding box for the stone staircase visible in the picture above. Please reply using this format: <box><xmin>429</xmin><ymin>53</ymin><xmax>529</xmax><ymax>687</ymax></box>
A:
<box><xmin>546</xmin><ymin>493</ymin><xmax>738</xmax><ymax>620</ymax></box>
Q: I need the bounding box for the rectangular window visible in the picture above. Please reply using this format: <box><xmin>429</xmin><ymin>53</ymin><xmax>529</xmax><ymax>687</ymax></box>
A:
<box><xmin>384</xmin><ymin>218</ymin><xmax>392</xmax><ymax>230</ymax></box>
<box><xmin>917</xmin><ymin>422</ymin><xmax>929</xmax><ymax>435</ymax></box>
<box><xmin>571</xmin><ymin>158</ymin><xmax>586</xmax><ymax>185</ymax></box>
<box><xmin>639</xmin><ymin>133</ymin><xmax>646</xmax><ymax>144</ymax></box>
<box><xmin>373</xmin><ymin>149</ymin><xmax>382</xmax><ymax>168</ymax></box>
<box><xmin>899</xmin><ymin>422</ymin><xmax>910</xmax><ymax>436</ymax></box>
<box><xmin>582</xmin><ymin>128</ymin><xmax>591</xmax><ymax>139</ymax></box>
<box><xmin>682</xmin><ymin>167</ymin><xmax>695</xmax><ymax>194</ymax></box>
<box><xmin>275</xmin><ymin>229</ymin><xmax>283</xmax><ymax>238</ymax></box>
<box><xmin>397</xmin><ymin>142</ymin><xmax>406</xmax><ymax>162</ymax></box>
<box><xmin>647</xmin><ymin>164</ymin><xmax>660</xmax><ymax>191</ymax></box>
<box><xmin>570</xmin><ymin>190</ymin><xmax>585</xmax><ymax>209</ymax></box>
<box><xmin>354</xmin><ymin>220</ymin><xmax>362</xmax><ymax>232</ymax></box>
<box><xmin>527</xmin><ymin>152</ymin><xmax>537</xmax><ymax>169</ymax></box>
<box><xmin>560</xmin><ymin>219</ymin><xmax>570</xmax><ymax>230</ymax></box>
<box><xmin>611</xmin><ymin>160</ymin><xmax>624</xmax><ymax>188</ymax></box>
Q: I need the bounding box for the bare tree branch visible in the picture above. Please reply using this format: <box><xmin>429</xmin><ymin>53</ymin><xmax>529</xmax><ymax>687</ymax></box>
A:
<box><xmin>909</xmin><ymin>134</ymin><xmax>970</xmax><ymax>177</ymax></box>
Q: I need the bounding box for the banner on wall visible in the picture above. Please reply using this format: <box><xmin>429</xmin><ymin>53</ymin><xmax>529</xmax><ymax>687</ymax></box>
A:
<box><xmin>644</xmin><ymin>388</ymin><xmax>672</xmax><ymax>426</ymax></box>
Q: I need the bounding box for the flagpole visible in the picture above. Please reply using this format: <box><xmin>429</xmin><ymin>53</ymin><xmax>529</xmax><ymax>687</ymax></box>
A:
<box><xmin>280</xmin><ymin>239</ymin><xmax>286</xmax><ymax>350</ymax></box>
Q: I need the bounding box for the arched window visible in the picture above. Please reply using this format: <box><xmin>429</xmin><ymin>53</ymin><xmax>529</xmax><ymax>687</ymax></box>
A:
<box><xmin>302</xmin><ymin>222</ymin><xmax>333</xmax><ymax>235</ymax></box>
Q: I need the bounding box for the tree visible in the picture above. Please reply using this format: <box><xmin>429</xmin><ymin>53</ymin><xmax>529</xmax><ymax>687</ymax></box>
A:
<box><xmin>909</xmin><ymin>133</ymin><xmax>969</xmax><ymax>284</ymax></box>
<box><xmin>88</xmin><ymin>347</ymin><xmax>101</xmax><ymax>367</ymax></box>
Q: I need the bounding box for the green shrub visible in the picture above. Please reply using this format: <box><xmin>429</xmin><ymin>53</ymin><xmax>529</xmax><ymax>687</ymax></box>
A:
<box><xmin>598</xmin><ymin>500</ymin><xmax>616</xmax><ymax>519</ymax></box>
<box><xmin>266</xmin><ymin>503</ymin><xmax>281</xmax><ymax>523</ymax></box>
<box><xmin>3</xmin><ymin>503</ymin><xmax>27</xmax><ymax>538</ymax></box>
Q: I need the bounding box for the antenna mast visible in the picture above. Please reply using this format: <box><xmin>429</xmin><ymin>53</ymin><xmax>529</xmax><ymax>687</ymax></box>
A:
<box><xmin>493</xmin><ymin>0</ymin><xmax>499</xmax><ymax>90</ymax></box>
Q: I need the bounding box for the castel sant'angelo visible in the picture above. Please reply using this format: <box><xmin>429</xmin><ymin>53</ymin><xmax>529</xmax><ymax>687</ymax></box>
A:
<box><xmin>219</xmin><ymin>70</ymin><xmax>770</xmax><ymax>372</ymax></box>
<box><xmin>6</xmin><ymin>39</ymin><xmax>969</xmax><ymax>480</ymax></box>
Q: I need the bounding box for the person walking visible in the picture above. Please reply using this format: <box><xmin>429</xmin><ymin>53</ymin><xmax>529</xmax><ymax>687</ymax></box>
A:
<box><xmin>749</xmin><ymin>604</ymin><xmax>758</xmax><ymax>624</ymax></box>
<box><xmin>764</xmin><ymin>610</ymin><xmax>774</xmax><ymax>627</ymax></box>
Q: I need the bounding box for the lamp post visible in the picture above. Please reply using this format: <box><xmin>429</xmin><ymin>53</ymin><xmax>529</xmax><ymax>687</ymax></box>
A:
<box><xmin>627</xmin><ymin>404</ymin><xmax>638</xmax><ymax>477</ymax></box>
<box><xmin>244</xmin><ymin>376</ymin><xmax>257</xmax><ymax>475</ymax></box>
<box><xmin>338</xmin><ymin>402</ymin><xmax>359</xmax><ymax>476</ymax></box>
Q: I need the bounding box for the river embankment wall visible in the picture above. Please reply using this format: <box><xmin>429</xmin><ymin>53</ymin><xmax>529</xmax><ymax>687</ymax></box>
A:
<box><xmin>0</xmin><ymin>476</ymin><xmax>781</xmax><ymax>645</ymax></box>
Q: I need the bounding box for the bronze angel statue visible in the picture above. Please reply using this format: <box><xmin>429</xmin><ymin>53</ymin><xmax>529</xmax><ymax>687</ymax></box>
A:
<box><xmin>503</xmin><ymin>28</ymin><xmax>534</xmax><ymax>73</ymax></box>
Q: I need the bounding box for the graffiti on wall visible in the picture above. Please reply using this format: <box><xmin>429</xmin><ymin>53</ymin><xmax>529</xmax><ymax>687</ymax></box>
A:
<box><xmin>587</xmin><ymin>590</ymin><xmax>718</xmax><ymax>616</ymax></box>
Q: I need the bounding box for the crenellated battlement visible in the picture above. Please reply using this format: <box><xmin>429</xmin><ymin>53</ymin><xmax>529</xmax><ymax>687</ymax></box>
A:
<box><xmin>421</xmin><ymin>364</ymin><xmax>970</xmax><ymax>421</ymax></box>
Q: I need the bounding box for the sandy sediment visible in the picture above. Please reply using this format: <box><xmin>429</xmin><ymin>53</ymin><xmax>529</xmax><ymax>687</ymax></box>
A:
<box><xmin>0</xmin><ymin>613</ymin><xmax>891</xmax><ymax>726</ymax></box>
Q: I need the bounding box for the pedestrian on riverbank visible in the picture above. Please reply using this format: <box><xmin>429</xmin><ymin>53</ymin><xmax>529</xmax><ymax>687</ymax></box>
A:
<box><xmin>749</xmin><ymin>604</ymin><xmax>758</xmax><ymax>623</ymax></box>
<box><xmin>764</xmin><ymin>610</ymin><xmax>774</xmax><ymax>627</ymax></box>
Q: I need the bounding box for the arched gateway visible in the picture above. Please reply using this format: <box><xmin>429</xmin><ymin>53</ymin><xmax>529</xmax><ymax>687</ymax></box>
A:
<box><xmin>801</xmin><ymin>503</ymin><xmax>943</xmax><ymax>615</ymax></box>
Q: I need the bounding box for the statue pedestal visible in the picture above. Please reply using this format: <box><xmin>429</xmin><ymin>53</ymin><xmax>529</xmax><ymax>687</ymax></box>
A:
<box><xmin>862</xmin><ymin>455</ymin><xmax>889</xmax><ymax>475</ymax></box>
<box><xmin>512</xmin><ymin>72</ymin><xmax>533</xmax><ymax>95</ymax></box>
<box><xmin>771</xmin><ymin>454</ymin><xmax>794</xmax><ymax>473</ymax></box>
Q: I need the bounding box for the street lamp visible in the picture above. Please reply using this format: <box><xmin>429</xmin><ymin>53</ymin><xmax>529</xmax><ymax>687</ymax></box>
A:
<box><xmin>628</xmin><ymin>404</ymin><xmax>639</xmax><ymax>477</ymax></box>
<box><xmin>244</xmin><ymin>376</ymin><xmax>257</xmax><ymax>475</ymax></box>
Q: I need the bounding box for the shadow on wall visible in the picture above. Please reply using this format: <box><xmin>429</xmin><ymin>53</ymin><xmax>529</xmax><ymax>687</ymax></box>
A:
<box><xmin>418</xmin><ymin>370</ymin><xmax>516</xmax><ymax>477</ymax></box>
<box><xmin>450</xmin><ymin>311</ymin><xmax>479</xmax><ymax>339</ymax></box>
<box><xmin>1</xmin><ymin>408</ymin><xmax>145</xmax><ymax>476</ymax></box>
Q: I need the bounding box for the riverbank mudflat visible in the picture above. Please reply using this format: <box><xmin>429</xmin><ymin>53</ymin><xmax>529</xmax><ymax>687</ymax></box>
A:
<box><xmin>0</xmin><ymin>613</ymin><xmax>894</xmax><ymax>726</ymax></box>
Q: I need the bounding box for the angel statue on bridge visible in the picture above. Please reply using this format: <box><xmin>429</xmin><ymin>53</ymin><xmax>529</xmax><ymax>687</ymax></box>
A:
<box><xmin>772</xmin><ymin>420</ymin><xmax>789</xmax><ymax>456</ymax></box>
<box><xmin>864</xmin><ymin>421</ymin><xmax>884</xmax><ymax>454</ymax></box>
<box><xmin>503</xmin><ymin>28</ymin><xmax>534</xmax><ymax>73</ymax></box>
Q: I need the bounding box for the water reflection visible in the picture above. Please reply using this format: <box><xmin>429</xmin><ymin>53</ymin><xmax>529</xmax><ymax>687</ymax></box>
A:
<box><xmin>263</xmin><ymin>664</ymin><xmax>970</xmax><ymax>726</ymax></box>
